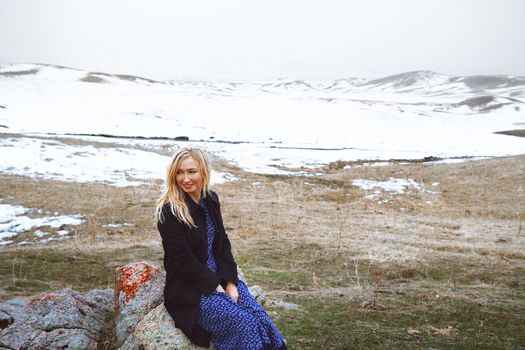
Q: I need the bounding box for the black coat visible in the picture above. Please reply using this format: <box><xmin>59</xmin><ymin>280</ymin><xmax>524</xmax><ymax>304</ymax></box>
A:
<box><xmin>157</xmin><ymin>190</ymin><xmax>239</xmax><ymax>347</ymax></box>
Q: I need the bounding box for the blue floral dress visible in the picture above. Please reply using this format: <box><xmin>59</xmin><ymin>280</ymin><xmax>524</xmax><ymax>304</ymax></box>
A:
<box><xmin>196</xmin><ymin>198</ymin><xmax>285</xmax><ymax>350</ymax></box>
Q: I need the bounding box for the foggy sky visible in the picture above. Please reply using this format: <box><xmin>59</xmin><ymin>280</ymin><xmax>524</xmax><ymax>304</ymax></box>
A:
<box><xmin>0</xmin><ymin>0</ymin><xmax>524</xmax><ymax>81</ymax></box>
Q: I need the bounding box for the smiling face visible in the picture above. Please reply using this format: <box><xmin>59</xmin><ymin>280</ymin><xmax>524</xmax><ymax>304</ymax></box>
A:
<box><xmin>175</xmin><ymin>156</ymin><xmax>203</xmax><ymax>202</ymax></box>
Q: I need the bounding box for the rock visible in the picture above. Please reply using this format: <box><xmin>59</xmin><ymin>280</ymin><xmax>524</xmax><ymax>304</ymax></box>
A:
<box><xmin>248</xmin><ymin>285</ymin><xmax>300</xmax><ymax>310</ymax></box>
<box><xmin>264</xmin><ymin>299</ymin><xmax>300</xmax><ymax>310</ymax></box>
<box><xmin>248</xmin><ymin>285</ymin><xmax>268</xmax><ymax>304</ymax></box>
<box><xmin>30</xmin><ymin>328</ymin><xmax>96</xmax><ymax>349</ymax></box>
<box><xmin>0</xmin><ymin>298</ymin><xmax>29</xmax><ymax>328</ymax></box>
<box><xmin>114</xmin><ymin>261</ymin><xmax>213</xmax><ymax>349</ymax></box>
<box><xmin>114</xmin><ymin>261</ymin><xmax>166</xmax><ymax>345</ymax></box>
<box><xmin>0</xmin><ymin>288</ymin><xmax>113</xmax><ymax>350</ymax></box>
<box><xmin>115</xmin><ymin>261</ymin><xmax>297</xmax><ymax>349</ymax></box>
<box><xmin>120</xmin><ymin>303</ymin><xmax>211</xmax><ymax>350</ymax></box>
<box><xmin>0</xmin><ymin>311</ymin><xmax>14</xmax><ymax>329</ymax></box>
<box><xmin>0</xmin><ymin>260</ymin><xmax>294</xmax><ymax>349</ymax></box>
<box><xmin>115</xmin><ymin>262</ymin><xmax>255</xmax><ymax>349</ymax></box>
<box><xmin>83</xmin><ymin>288</ymin><xmax>115</xmax><ymax>314</ymax></box>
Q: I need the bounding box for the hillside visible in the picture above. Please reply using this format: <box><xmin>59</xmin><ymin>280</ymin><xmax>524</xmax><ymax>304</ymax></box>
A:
<box><xmin>0</xmin><ymin>64</ymin><xmax>524</xmax><ymax>348</ymax></box>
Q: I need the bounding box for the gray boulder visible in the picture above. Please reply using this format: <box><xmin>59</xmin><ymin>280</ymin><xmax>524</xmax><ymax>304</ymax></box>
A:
<box><xmin>0</xmin><ymin>288</ymin><xmax>113</xmax><ymax>350</ymax></box>
<box><xmin>114</xmin><ymin>261</ymin><xmax>166</xmax><ymax>345</ymax></box>
<box><xmin>248</xmin><ymin>285</ymin><xmax>268</xmax><ymax>305</ymax></box>
<box><xmin>114</xmin><ymin>261</ymin><xmax>253</xmax><ymax>350</ymax></box>
<box><xmin>0</xmin><ymin>311</ymin><xmax>13</xmax><ymax>330</ymax></box>
<box><xmin>120</xmin><ymin>303</ymin><xmax>211</xmax><ymax>350</ymax></box>
<box><xmin>115</xmin><ymin>261</ymin><xmax>212</xmax><ymax>350</ymax></box>
<box><xmin>0</xmin><ymin>298</ymin><xmax>28</xmax><ymax>329</ymax></box>
<box><xmin>115</xmin><ymin>261</ymin><xmax>294</xmax><ymax>350</ymax></box>
<box><xmin>0</xmin><ymin>261</ymin><xmax>294</xmax><ymax>349</ymax></box>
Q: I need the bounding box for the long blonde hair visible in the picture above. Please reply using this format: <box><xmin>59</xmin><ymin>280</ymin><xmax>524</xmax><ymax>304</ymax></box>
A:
<box><xmin>155</xmin><ymin>147</ymin><xmax>212</xmax><ymax>227</ymax></box>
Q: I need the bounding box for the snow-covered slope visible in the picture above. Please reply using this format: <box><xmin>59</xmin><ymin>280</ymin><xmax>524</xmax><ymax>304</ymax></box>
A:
<box><xmin>0</xmin><ymin>63</ymin><xmax>524</xmax><ymax>175</ymax></box>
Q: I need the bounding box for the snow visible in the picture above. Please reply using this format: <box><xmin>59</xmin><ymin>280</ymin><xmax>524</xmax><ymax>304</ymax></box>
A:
<box><xmin>0</xmin><ymin>136</ymin><xmax>235</xmax><ymax>186</ymax></box>
<box><xmin>0</xmin><ymin>203</ymin><xmax>84</xmax><ymax>243</ymax></box>
<box><xmin>0</xmin><ymin>63</ymin><xmax>524</xmax><ymax>178</ymax></box>
<box><xmin>39</xmin><ymin>236</ymin><xmax>71</xmax><ymax>244</ymax></box>
<box><xmin>0</xmin><ymin>203</ymin><xmax>28</xmax><ymax>222</ymax></box>
<box><xmin>103</xmin><ymin>223</ymin><xmax>134</xmax><ymax>228</ymax></box>
<box><xmin>353</xmin><ymin>178</ymin><xmax>439</xmax><ymax>202</ymax></box>
<box><xmin>353</xmin><ymin>178</ymin><xmax>422</xmax><ymax>194</ymax></box>
<box><xmin>34</xmin><ymin>230</ymin><xmax>49</xmax><ymax>237</ymax></box>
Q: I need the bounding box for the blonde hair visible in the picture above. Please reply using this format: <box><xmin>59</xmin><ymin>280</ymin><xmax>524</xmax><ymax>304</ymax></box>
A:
<box><xmin>155</xmin><ymin>147</ymin><xmax>212</xmax><ymax>227</ymax></box>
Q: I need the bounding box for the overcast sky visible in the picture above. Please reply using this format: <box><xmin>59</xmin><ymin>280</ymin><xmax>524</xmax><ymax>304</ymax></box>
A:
<box><xmin>1</xmin><ymin>0</ymin><xmax>524</xmax><ymax>81</ymax></box>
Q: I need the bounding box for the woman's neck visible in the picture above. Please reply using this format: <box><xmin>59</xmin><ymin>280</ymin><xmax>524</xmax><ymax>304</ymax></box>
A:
<box><xmin>188</xmin><ymin>191</ymin><xmax>201</xmax><ymax>204</ymax></box>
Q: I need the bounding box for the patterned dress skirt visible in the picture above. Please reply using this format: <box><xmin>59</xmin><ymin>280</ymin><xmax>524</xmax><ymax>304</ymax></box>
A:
<box><xmin>197</xmin><ymin>199</ymin><xmax>285</xmax><ymax>350</ymax></box>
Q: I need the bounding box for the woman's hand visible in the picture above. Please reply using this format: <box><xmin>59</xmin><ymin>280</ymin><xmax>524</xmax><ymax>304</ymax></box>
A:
<box><xmin>225</xmin><ymin>281</ymin><xmax>239</xmax><ymax>303</ymax></box>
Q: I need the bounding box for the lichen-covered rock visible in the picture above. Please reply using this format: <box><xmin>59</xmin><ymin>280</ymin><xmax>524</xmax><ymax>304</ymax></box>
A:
<box><xmin>29</xmin><ymin>328</ymin><xmax>96</xmax><ymax>349</ymax></box>
<box><xmin>83</xmin><ymin>288</ymin><xmax>115</xmax><ymax>314</ymax></box>
<box><xmin>114</xmin><ymin>261</ymin><xmax>166</xmax><ymax>345</ymax></box>
<box><xmin>114</xmin><ymin>262</ymin><xmax>295</xmax><ymax>349</ymax></box>
<box><xmin>0</xmin><ymin>311</ymin><xmax>13</xmax><ymax>330</ymax></box>
<box><xmin>0</xmin><ymin>288</ymin><xmax>113</xmax><ymax>350</ymax></box>
<box><xmin>0</xmin><ymin>298</ymin><xmax>28</xmax><ymax>329</ymax></box>
<box><xmin>120</xmin><ymin>303</ymin><xmax>212</xmax><ymax>350</ymax></box>
<box><xmin>115</xmin><ymin>262</ymin><xmax>252</xmax><ymax>350</ymax></box>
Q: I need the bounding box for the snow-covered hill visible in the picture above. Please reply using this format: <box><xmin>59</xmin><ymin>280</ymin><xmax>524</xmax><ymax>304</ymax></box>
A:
<box><xmin>0</xmin><ymin>63</ymin><xmax>524</xmax><ymax>176</ymax></box>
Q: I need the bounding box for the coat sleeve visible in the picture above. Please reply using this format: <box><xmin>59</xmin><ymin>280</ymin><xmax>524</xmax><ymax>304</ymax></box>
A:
<box><xmin>158</xmin><ymin>205</ymin><xmax>220</xmax><ymax>295</ymax></box>
<box><xmin>210</xmin><ymin>191</ymin><xmax>239</xmax><ymax>286</ymax></box>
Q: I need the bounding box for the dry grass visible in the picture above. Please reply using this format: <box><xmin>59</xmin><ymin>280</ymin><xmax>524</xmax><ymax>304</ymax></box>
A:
<box><xmin>1</xmin><ymin>152</ymin><xmax>524</xmax><ymax>293</ymax></box>
<box><xmin>0</xmin><ymin>138</ymin><xmax>524</xmax><ymax>348</ymax></box>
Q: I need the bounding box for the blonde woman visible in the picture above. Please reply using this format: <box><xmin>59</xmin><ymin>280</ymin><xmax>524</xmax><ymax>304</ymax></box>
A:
<box><xmin>156</xmin><ymin>147</ymin><xmax>286</xmax><ymax>350</ymax></box>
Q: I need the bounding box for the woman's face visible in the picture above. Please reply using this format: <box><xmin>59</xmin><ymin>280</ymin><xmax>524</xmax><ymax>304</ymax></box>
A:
<box><xmin>176</xmin><ymin>156</ymin><xmax>203</xmax><ymax>199</ymax></box>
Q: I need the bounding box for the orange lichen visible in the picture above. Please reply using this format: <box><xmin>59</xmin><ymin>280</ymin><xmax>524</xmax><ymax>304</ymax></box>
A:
<box><xmin>116</xmin><ymin>263</ymin><xmax>153</xmax><ymax>305</ymax></box>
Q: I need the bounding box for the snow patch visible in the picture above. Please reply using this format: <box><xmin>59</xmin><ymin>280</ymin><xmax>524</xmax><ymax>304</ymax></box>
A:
<box><xmin>0</xmin><ymin>203</ymin><xmax>84</xmax><ymax>244</ymax></box>
<box><xmin>0</xmin><ymin>137</ymin><xmax>236</xmax><ymax>186</ymax></box>
<box><xmin>103</xmin><ymin>223</ymin><xmax>134</xmax><ymax>228</ymax></box>
<box><xmin>39</xmin><ymin>236</ymin><xmax>71</xmax><ymax>244</ymax></box>
<box><xmin>353</xmin><ymin>178</ymin><xmax>439</xmax><ymax>202</ymax></box>
<box><xmin>353</xmin><ymin>178</ymin><xmax>422</xmax><ymax>194</ymax></box>
<box><xmin>34</xmin><ymin>229</ymin><xmax>49</xmax><ymax>237</ymax></box>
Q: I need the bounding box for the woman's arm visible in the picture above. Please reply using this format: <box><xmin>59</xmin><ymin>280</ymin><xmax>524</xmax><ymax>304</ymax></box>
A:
<box><xmin>209</xmin><ymin>191</ymin><xmax>239</xmax><ymax>286</ymax></box>
<box><xmin>158</xmin><ymin>205</ymin><xmax>220</xmax><ymax>295</ymax></box>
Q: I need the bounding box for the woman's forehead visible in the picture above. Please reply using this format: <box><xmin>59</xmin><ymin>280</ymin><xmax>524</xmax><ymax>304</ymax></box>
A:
<box><xmin>178</xmin><ymin>156</ymin><xmax>200</xmax><ymax>170</ymax></box>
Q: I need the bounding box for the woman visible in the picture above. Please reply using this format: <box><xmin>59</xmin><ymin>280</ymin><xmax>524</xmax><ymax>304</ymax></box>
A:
<box><xmin>156</xmin><ymin>147</ymin><xmax>286</xmax><ymax>350</ymax></box>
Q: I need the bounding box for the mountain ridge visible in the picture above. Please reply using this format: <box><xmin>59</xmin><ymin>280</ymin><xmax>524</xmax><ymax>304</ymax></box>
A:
<box><xmin>1</xmin><ymin>63</ymin><xmax>523</xmax><ymax>87</ymax></box>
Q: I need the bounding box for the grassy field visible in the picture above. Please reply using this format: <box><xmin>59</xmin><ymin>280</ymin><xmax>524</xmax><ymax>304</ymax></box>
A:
<box><xmin>0</xmin><ymin>144</ymin><xmax>524</xmax><ymax>349</ymax></box>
